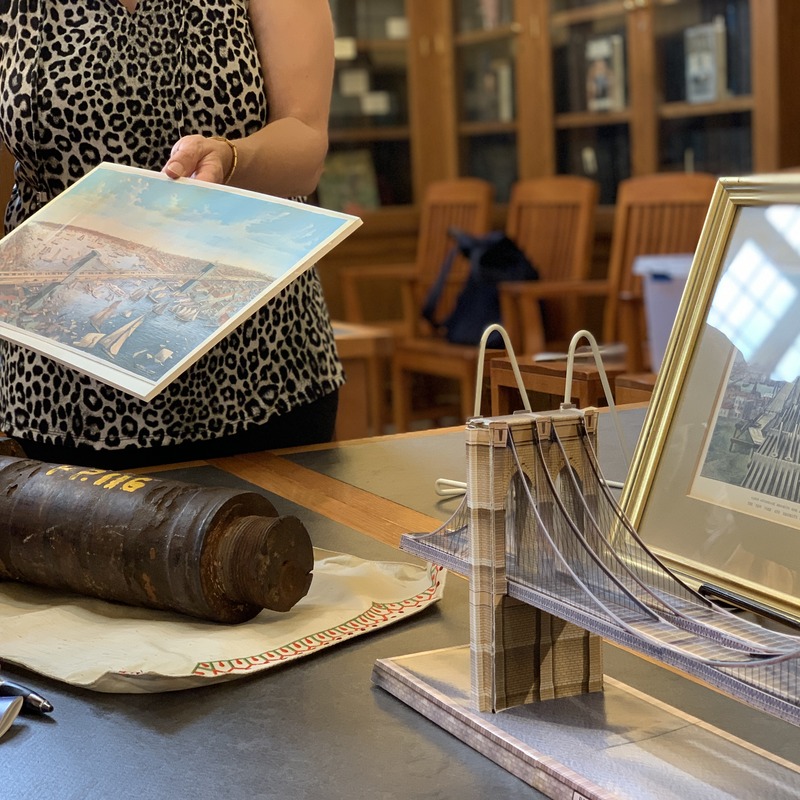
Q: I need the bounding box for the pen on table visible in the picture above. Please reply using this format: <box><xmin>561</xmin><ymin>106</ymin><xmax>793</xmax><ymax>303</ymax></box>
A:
<box><xmin>0</xmin><ymin>677</ymin><xmax>54</xmax><ymax>714</ymax></box>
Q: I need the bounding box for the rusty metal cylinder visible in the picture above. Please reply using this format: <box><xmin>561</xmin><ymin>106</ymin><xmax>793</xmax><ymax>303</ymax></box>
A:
<box><xmin>0</xmin><ymin>456</ymin><xmax>314</xmax><ymax>623</ymax></box>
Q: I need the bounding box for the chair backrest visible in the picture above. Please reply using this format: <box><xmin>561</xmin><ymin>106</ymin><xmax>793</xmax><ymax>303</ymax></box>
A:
<box><xmin>604</xmin><ymin>172</ymin><xmax>717</xmax><ymax>369</ymax></box>
<box><xmin>411</xmin><ymin>178</ymin><xmax>494</xmax><ymax>335</ymax></box>
<box><xmin>506</xmin><ymin>175</ymin><xmax>599</xmax><ymax>282</ymax></box>
<box><xmin>504</xmin><ymin>176</ymin><xmax>599</xmax><ymax>348</ymax></box>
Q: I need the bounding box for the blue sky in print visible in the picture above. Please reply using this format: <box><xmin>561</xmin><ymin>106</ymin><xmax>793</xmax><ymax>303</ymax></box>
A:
<box><xmin>37</xmin><ymin>165</ymin><xmax>351</xmax><ymax>276</ymax></box>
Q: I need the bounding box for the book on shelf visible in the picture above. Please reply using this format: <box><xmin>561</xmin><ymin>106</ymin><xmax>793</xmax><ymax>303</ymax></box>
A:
<box><xmin>469</xmin><ymin>57</ymin><xmax>515</xmax><ymax>122</ymax></box>
<box><xmin>468</xmin><ymin>137</ymin><xmax>517</xmax><ymax>204</ymax></box>
<box><xmin>661</xmin><ymin>29</ymin><xmax>686</xmax><ymax>103</ymax></box>
<box><xmin>585</xmin><ymin>34</ymin><xmax>626</xmax><ymax>112</ymax></box>
<box><xmin>493</xmin><ymin>58</ymin><xmax>514</xmax><ymax>122</ymax></box>
<box><xmin>356</xmin><ymin>0</ymin><xmax>407</xmax><ymax>39</ymax></box>
<box><xmin>385</xmin><ymin>16</ymin><xmax>408</xmax><ymax>40</ymax></box>
<box><xmin>553</xmin><ymin>28</ymin><xmax>589</xmax><ymax>113</ymax></box>
<box><xmin>316</xmin><ymin>149</ymin><xmax>381</xmax><ymax>214</ymax></box>
<box><xmin>562</xmin><ymin>128</ymin><xmax>630</xmax><ymax>206</ymax></box>
<box><xmin>685</xmin><ymin>16</ymin><xmax>728</xmax><ymax>104</ymax></box>
<box><xmin>725</xmin><ymin>0</ymin><xmax>751</xmax><ymax>96</ymax></box>
<box><xmin>0</xmin><ymin>163</ymin><xmax>361</xmax><ymax>401</ymax></box>
<box><xmin>477</xmin><ymin>0</ymin><xmax>501</xmax><ymax>30</ymax></box>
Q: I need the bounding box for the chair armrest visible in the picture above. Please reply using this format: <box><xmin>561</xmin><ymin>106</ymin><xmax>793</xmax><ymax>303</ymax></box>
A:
<box><xmin>498</xmin><ymin>280</ymin><xmax>612</xmax><ymax>354</ymax></box>
<box><xmin>499</xmin><ymin>278</ymin><xmax>611</xmax><ymax>300</ymax></box>
<box><xmin>616</xmin><ymin>291</ymin><xmax>647</xmax><ymax>372</ymax></box>
<box><xmin>340</xmin><ymin>263</ymin><xmax>417</xmax><ymax>282</ymax></box>
<box><xmin>340</xmin><ymin>263</ymin><xmax>416</xmax><ymax>328</ymax></box>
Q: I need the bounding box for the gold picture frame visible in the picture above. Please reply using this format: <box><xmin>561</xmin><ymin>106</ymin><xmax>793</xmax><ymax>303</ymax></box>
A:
<box><xmin>621</xmin><ymin>173</ymin><xmax>800</xmax><ymax>622</ymax></box>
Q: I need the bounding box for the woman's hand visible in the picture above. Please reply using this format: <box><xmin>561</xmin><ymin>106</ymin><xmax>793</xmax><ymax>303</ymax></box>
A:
<box><xmin>162</xmin><ymin>135</ymin><xmax>236</xmax><ymax>185</ymax></box>
<box><xmin>162</xmin><ymin>1</ymin><xmax>334</xmax><ymax>197</ymax></box>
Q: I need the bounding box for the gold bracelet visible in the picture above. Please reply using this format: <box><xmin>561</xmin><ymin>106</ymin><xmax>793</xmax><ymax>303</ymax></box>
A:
<box><xmin>211</xmin><ymin>135</ymin><xmax>238</xmax><ymax>185</ymax></box>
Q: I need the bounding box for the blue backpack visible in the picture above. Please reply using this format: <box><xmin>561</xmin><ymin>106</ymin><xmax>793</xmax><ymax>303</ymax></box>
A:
<box><xmin>421</xmin><ymin>227</ymin><xmax>538</xmax><ymax>348</ymax></box>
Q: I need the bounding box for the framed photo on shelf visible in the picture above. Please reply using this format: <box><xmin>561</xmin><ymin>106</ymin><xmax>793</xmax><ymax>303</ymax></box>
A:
<box><xmin>584</xmin><ymin>34</ymin><xmax>626</xmax><ymax>112</ymax></box>
<box><xmin>621</xmin><ymin>174</ymin><xmax>800</xmax><ymax>621</ymax></box>
<box><xmin>684</xmin><ymin>16</ymin><xmax>728</xmax><ymax>104</ymax></box>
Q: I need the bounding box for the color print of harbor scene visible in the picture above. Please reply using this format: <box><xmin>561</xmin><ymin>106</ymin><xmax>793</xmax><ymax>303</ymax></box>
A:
<box><xmin>0</xmin><ymin>164</ymin><xmax>359</xmax><ymax>399</ymax></box>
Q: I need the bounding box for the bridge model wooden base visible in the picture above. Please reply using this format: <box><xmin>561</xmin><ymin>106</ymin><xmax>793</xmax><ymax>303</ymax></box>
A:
<box><xmin>373</xmin><ymin>645</ymin><xmax>800</xmax><ymax>800</ymax></box>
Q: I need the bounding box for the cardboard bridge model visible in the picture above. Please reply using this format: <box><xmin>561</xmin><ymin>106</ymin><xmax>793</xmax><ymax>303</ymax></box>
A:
<box><xmin>372</xmin><ymin>409</ymin><xmax>800</xmax><ymax>800</ymax></box>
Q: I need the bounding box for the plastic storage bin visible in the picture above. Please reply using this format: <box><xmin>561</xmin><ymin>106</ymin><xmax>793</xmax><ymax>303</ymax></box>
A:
<box><xmin>633</xmin><ymin>253</ymin><xmax>694</xmax><ymax>371</ymax></box>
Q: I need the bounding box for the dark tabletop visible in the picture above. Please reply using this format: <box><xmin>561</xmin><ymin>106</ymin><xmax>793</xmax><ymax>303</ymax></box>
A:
<box><xmin>1</xmin><ymin>408</ymin><xmax>797</xmax><ymax>799</ymax></box>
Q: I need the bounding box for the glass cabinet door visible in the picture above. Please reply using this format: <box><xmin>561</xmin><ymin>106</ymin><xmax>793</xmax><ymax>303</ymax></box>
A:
<box><xmin>549</xmin><ymin>0</ymin><xmax>631</xmax><ymax>204</ymax></box>
<box><xmin>654</xmin><ymin>0</ymin><xmax>752</xmax><ymax>176</ymax></box>
<box><xmin>454</xmin><ymin>0</ymin><xmax>519</xmax><ymax>202</ymax></box>
<box><xmin>322</xmin><ymin>0</ymin><xmax>761</xmax><ymax>215</ymax></box>
<box><xmin>324</xmin><ymin>0</ymin><xmax>412</xmax><ymax>211</ymax></box>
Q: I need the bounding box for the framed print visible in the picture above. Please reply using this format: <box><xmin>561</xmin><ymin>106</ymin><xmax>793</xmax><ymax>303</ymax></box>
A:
<box><xmin>621</xmin><ymin>173</ymin><xmax>800</xmax><ymax>622</ymax></box>
<box><xmin>0</xmin><ymin>163</ymin><xmax>361</xmax><ymax>401</ymax></box>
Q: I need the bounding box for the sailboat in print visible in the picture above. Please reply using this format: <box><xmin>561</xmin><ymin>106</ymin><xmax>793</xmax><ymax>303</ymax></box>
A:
<box><xmin>89</xmin><ymin>300</ymin><xmax>121</xmax><ymax>330</ymax></box>
<box><xmin>99</xmin><ymin>315</ymin><xmax>145</xmax><ymax>357</ymax></box>
<box><xmin>73</xmin><ymin>331</ymin><xmax>106</xmax><ymax>348</ymax></box>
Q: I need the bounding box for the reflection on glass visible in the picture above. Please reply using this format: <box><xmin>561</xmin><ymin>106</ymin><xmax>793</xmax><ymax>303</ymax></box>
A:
<box><xmin>766</xmin><ymin>204</ymin><xmax>800</xmax><ymax>254</ymax></box>
<box><xmin>693</xmin><ymin>205</ymin><xmax>800</xmax><ymax>524</ymax></box>
<box><xmin>659</xmin><ymin>113</ymin><xmax>752</xmax><ymax>175</ymax></box>
<box><xmin>459</xmin><ymin>40</ymin><xmax>515</xmax><ymax>123</ymax></box>
<box><xmin>331</xmin><ymin>41</ymin><xmax>409</xmax><ymax>129</ymax></box>
<box><xmin>704</xmin><ymin>206</ymin><xmax>800</xmax><ymax>383</ymax></box>
<box><xmin>556</xmin><ymin>125</ymin><xmax>629</xmax><ymax>204</ymax></box>
<box><xmin>331</xmin><ymin>0</ymin><xmax>407</xmax><ymax>39</ymax></box>
<box><xmin>550</xmin><ymin>0</ymin><xmax>599</xmax><ymax>12</ymax></box>
<box><xmin>775</xmin><ymin>340</ymin><xmax>800</xmax><ymax>389</ymax></box>
<box><xmin>707</xmin><ymin>239</ymin><xmax>796</xmax><ymax>376</ymax></box>
<box><xmin>458</xmin><ymin>0</ymin><xmax>514</xmax><ymax>33</ymax></box>
<box><xmin>659</xmin><ymin>111</ymin><xmax>753</xmax><ymax>175</ymax></box>
<box><xmin>463</xmin><ymin>133</ymin><xmax>517</xmax><ymax>203</ymax></box>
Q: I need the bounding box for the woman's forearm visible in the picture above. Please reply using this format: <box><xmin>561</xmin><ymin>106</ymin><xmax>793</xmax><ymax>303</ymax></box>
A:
<box><xmin>163</xmin><ymin>0</ymin><xmax>334</xmax><ymax>198</ymax></box>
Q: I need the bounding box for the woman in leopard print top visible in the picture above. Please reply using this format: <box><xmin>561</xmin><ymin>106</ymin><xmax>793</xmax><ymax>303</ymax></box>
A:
<box><xmin>0</xmin><ymin>0</ymin><xmax>344</xmax><ymax>468</ymax></box>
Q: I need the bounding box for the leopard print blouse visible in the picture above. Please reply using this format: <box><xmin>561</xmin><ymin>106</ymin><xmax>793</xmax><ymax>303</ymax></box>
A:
<box><xmin>0</xmin><ymin>0</ymin><xmax>344</xmax><ymax>451</ymax></box>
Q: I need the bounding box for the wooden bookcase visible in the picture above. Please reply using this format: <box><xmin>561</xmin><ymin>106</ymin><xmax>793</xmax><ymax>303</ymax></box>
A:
<box><xmin>540</xmin><ymin>0</ymin><xmax>800</xmax><ymax>203</ymax></box>
<box><xmin>321</xmin><ymin>0</ymin><xmax>800</xmax><ymax>317</ymax></box>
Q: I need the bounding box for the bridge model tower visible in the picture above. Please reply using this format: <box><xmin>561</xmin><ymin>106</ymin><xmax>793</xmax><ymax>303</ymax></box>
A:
<box><xmin>466</xmin><ymin>409</ymin><xmax>603</xmax><ymax>713</ymax></box>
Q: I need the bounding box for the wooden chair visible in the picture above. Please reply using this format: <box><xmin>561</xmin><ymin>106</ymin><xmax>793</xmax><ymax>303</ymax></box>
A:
<box><xmin>339</xmin><ymin>178</ymin><xmax>495</xmax><ymax>431</ymax></box>
<box><xmin>498</xmin><ymin>175</ymin><xmax>599</xmax><ymax>355</ymax></box>
<box><xmin>340</xmin><ymin>178</ymin><xmax>494</xmax><ymax>338</ymax></box>
<box><xmin>500</xmin><ymin>172</ymin><xmax>717</xmax><ymax>377</ymax></box>
<box><xmin>390</xmin><ymin>175</ymin><xmax>599</xmax><ymax>432</ymax></box>
<box><xmin>605</xmin><ymin>172</ymin><xmax>717</xmax><ymax>372</ymax></box>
